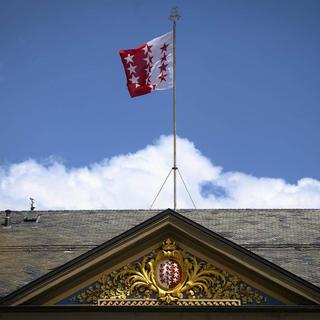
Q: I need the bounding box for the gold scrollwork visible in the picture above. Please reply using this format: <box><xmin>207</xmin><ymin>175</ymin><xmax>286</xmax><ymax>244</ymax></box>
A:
<box><xmin>71</xmin><ymin>238</ymin><xmax>267</xmax><ymax>305</ymax></box>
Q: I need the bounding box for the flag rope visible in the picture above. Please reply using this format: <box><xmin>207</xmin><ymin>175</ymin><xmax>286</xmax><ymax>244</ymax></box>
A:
<box><xmin>149</xmin><ymin>168</ymin><xmax>197</xmax><ymax>209</ymax></box>
<box><xmin>177</xmin><ymin>168</ymin><xmax>197</xmax><ymax>209</ymax></box>
<box><xmin>149</xmin><ymin>168</ymin><xmax>173</xmax><ymax>209</ymax></box>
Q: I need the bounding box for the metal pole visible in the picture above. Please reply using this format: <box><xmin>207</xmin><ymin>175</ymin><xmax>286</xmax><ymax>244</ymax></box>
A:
<box><xmin>170</xmin><ymin>7</ymin><xmax>179</xmax><ymax>210</ymax></box>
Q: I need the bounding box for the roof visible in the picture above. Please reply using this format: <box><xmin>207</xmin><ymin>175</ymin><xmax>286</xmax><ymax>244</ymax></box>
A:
<box><xmin>1</xmin><ymin>209</ymin><xmax>320</xmax><ymax>299</ymax></box>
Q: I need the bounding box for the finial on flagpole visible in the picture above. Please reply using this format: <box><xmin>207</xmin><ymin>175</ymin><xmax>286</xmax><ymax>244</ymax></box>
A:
<box><xmin>169</xmin><ymin>7</ymin><xmax>180</xmax><ymax>22</ymax></box>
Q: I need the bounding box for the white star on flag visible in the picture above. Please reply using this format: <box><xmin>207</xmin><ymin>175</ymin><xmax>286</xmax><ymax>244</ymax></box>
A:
<box><xmin>130</xmin><ymin>74</ymin><xmax>139</xmax><ymax>84</ymax></box>
<box><xmin>124</xmin><ymin>54</ymin><xmax>134</xmax><ymax>64</ymax></box>
<box><xmin>142</xmin><ymin>44</ymin><xmax>152</xmax><ymax>55</ymax></box>
<box><xmin>127</xmin><ymin>64</ymin><xmax>137</xmax><ymax>75</ymax></box>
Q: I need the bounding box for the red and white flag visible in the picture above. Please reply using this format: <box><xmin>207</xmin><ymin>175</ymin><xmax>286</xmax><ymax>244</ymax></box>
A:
<box><xmin>119</xmin><ymin>31</ymin><xmax>173</xmax><ymax>97</ymax></box>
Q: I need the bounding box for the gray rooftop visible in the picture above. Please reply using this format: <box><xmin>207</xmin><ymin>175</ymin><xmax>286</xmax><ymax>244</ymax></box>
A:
<box><xmin>1</xmin><ymin>209</ymin><xmax>320</xmax><ymax>298</ymax></box>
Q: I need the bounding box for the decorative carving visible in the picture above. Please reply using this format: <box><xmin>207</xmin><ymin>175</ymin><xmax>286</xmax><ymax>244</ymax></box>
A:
<box><xmin>70</xmin><ymin>239</ymin><xmax>267</xmax><ymax>305</ymax></box>
<box><xmin>98</xmin><ymin>298</ymin><xmax>241</xmax><ymax>306</ymax></box>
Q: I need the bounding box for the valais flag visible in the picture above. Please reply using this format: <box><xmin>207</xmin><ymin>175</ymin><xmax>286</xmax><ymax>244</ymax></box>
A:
<box><xmin>119</xmin><ymin>31</ymin><xmax>173</xmax><ymax>97</ymax></box>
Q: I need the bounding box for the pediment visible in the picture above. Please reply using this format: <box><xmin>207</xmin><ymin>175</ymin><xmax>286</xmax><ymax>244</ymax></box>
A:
<box><xmin>2</xmin><ymin>209</ymin><xmax>320</xmax><ymax>307</ymax></box>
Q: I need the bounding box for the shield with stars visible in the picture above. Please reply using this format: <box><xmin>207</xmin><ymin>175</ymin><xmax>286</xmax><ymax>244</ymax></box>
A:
<box><xmin>156</xmin><ymin>259</ymin><xmax>182</xmax><ymax>290</ymax></box>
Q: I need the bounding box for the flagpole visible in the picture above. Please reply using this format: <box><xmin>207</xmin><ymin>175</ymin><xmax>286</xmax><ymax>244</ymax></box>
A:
<box><xmin>170</xmin><ymin>8</ymin><xmax>179</xmax><ymax>210</ymax></box>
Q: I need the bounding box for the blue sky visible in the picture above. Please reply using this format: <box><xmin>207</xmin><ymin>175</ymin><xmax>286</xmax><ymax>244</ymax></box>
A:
<box><xmin>0</xmin><ymin>0</ymin><xmax>320</xmax><ymax>209</ymax></box>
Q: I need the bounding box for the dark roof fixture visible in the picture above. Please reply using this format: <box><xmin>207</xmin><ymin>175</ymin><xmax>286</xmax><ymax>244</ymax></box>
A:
<box><xmin>24</xmin><ymin>212</ymin><xmax>40</xmax><ymax>223</ymax></box>
<box><xmin>3</xmin><ymin>209</ymin><xmax>11</xmax><ymax>227</ymax></box>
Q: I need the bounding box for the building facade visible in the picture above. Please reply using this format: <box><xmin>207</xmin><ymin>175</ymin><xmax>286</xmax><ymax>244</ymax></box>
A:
<box><xmin>1</xmin><ymin>209</ymin><xmax>320</xmax><ymax>319</ymax></box>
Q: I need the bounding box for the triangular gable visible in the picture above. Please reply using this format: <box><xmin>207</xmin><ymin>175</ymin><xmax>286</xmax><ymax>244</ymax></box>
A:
<box><xmin>1</xmin><ymin>209</ymin><xmax>320</xmax><ymax>307</ymax></box>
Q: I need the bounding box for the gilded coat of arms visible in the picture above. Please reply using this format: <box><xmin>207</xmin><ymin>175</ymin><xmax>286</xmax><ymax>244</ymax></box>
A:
<box><xmin>70</xmin><ymin>238</ymin><xmax>270</xmax><ymax>306</ymax></box>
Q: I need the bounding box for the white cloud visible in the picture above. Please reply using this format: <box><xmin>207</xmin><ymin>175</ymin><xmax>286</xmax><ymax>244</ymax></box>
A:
<box><xmin>0</xmin><ymin>135</ymin><xmax>319</xmax><ymax>210</ymax></box>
